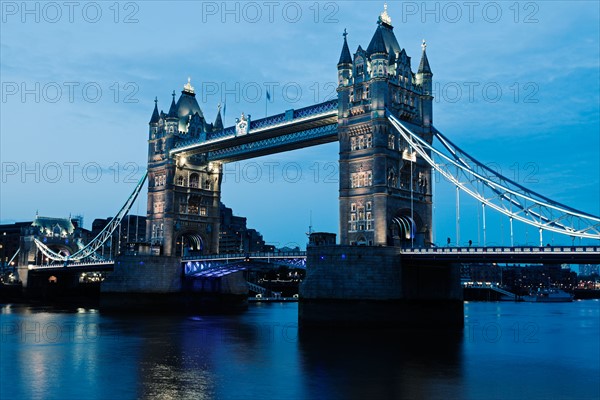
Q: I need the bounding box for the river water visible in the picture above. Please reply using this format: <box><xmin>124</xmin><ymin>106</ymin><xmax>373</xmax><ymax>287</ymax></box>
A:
<box><xmin>0</xmin><ymin>300</ymin><xmax>598</xmax><ymax>400</ymax></box>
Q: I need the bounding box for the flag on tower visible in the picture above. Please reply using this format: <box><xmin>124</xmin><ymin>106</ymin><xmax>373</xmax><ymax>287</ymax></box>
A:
<box><xmin>265</xmin><ymin>90</ymin><xmax>271</xmax><ymax>117</ymax></box>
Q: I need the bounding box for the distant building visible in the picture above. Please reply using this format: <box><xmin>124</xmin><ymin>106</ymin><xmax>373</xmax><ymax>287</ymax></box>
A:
<box><xmin>91</xmin><ymin>215</ymin><xmax>146</xmax><ymax>257</ymax></box>
<box><xmin>465</xmin><ymin>263</ymin><xmax>502</xmax><ymax>284</ymax></box>
<box><xmin>308</xmin><ymin>232</ymin><xmax>337</xmax><ymax>247</ymax></box>
<box><xmin>580</xmin><ymin>264</ymin><xmax>599</xmax><ymax>276</ymax></box>
<box><xmin>0</xmin><ymin>222</ymin><xmax>32</xmax><ymax>267</ymax></box>
<box><xmin>218</xmin><ymin>203</ymin><xmax>267</xmax><ymax>253</ymax></box>
<box><xmin>4</xmin><ymin>214</ymin><xmax>93</xmax><ymax>267</ymax></box>
<box><xmin>501</xmin><ymin>264</ymin><xmax>577</xmax><ymax>294</ymax></box>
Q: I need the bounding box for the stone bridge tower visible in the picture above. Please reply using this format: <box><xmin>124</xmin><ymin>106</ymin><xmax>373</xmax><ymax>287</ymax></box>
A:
<box><xmin>146</xmin><ymin>79</ymin><xmax>223</xmax><ymax>256</ymax></box>
<box><xmin>337</xmin><ymin>6</ymin><xmax>434</xmax><ymax>247</ymax></box>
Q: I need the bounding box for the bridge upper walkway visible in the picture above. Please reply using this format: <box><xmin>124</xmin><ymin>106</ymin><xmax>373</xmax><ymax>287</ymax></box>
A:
<box><xmin>170</xmin><ymin>100</ymin><xmax>338</xmax><ymax>162</ymax></box>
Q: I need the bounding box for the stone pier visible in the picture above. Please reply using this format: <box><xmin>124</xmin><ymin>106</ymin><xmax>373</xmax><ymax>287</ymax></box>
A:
<box><xmin>299</xmin><ymin>245</ymin><xmax>463</xmax><ymax>329</ymax></box>
<box><xmin>100</xmin><ymin>255</ymin><xmax>248</xmax><ymax>313</ymax></box>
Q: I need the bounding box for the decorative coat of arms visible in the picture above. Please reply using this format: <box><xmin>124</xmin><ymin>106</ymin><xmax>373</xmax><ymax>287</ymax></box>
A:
<box><xmin>235</xmin><ymin>112</ymin><xmax>250</xmax><ymax>136</ymax></box>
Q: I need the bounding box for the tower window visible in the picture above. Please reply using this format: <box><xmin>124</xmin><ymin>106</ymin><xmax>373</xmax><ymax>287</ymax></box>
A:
<box><xmin>356</xmin><ymin>63</ymin><xmax>364</xmax><ymax>75</ymax></box>
<box><xmin>189</xmin><ymin>173</ymin><xmax>199</xmax><ymax>188</ymax></box>
<box><xmin>351</xmin><ymin>171</ymin><xmax>373</xmax><ymax>188</ymax></box>
<box><xmin>355</xmin><ymin>88</ymin><xmax>363</xmax><ymax>100</ymax></box>
<box><xmin>177</xmin><ymin>176</ymin><xmax>184</xmax><ymax>186</ymax></box>
<box><xmin>154</xmin><ymin>174</ymin><xmax>166</xmax><ymax>187</ymax></box>
<box><xmin>153</xmin><ymin>201</ymin><xmax>164</xmax><ymax>213</ymax></box>
<box><xmin>358</xmin><ymin>209</ymin><xmax>365</xmax><ymax>220</ymax></box>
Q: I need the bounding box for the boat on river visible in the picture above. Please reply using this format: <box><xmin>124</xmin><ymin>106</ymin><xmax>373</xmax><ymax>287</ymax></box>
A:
<box><xmin>522</xmin><ymin>288</ymin><xmax>574</xmax><ymax>302</ymax></box>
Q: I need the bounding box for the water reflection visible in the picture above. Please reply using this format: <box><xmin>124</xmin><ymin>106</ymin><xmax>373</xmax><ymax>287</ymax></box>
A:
<box><xmin>298</xmin><ymin>328</ymin><xmax>464</xmax><ymax>399</ymax></box>
<box><xmin>1</xmin><ymin>302</ymin><xmax>598</xmax><ymax>400</ymax></box>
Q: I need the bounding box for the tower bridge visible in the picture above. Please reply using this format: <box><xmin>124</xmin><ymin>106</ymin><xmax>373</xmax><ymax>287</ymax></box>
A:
<box><xmin>17</xmin><ymin>6</ymin><xmax>599</xmax><ymax>324</ymax></box>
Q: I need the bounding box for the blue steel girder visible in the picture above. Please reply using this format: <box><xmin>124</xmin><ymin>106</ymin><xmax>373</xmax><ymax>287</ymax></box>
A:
<box><xmin>183</xmin><ymin>256</ymin><xmax>306</xmax><ymax>276</ymax></box>
<box><xmin>207</xmin><ymin>123</ymin><xmax>338</xmax><ymax>162</ymax></box>
<box><xmin>170</xmin><ymin>100</ymin><xmax>339</xmax><ymax>162</ymax></box>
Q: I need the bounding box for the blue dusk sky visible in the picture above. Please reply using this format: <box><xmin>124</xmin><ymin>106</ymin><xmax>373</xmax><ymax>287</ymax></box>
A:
<box><xmin>1</xmin><ymin>1</ymin><xmax>599</xmax><ymax>248</ymax></box>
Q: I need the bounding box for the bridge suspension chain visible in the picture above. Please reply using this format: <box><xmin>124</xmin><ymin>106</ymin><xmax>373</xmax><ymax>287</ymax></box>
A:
<box><xmin>34</xmin><ymin>171</ymin><xmax>148</xmax><ymax>262</ymax></box>
<box><xmin>387</xmin><ymin>112</ymin><xmax>600</xmax><ymax>241</ymax></box>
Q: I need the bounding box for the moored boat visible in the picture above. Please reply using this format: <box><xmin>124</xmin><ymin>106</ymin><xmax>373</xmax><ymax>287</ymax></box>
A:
<box><xmin>522</xmin><ymin>288</ymin><xmax>573</xmax><ymax>302</ymax></box>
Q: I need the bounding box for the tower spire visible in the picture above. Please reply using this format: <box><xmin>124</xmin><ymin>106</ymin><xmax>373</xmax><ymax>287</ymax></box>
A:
<box><xmin>338</xmin><ymin>28</ymin><xmax>352</xmax><ymax>65</ymax></box>
<box><xmin>167</xmin><ymin>90</ymin><xmax>178</xmax><ymax>118</ymax></box>
<box><xmin>149</xmin><ymin>96</ymin><xmax>160</xmax><ymax>124</ymax></box>
<box><xmin>214</xmin><ymin>103</ymin><xmax>224</xmax><ymax>131</ymax></box>
<box><xmin>418</xmin><ymin>39</ymin><xmax>432</xmax><ymax>74</ymax></box>
<box><xmin>183</xmin><ymin>77</ymin><xmax>195</xmax><ymax>94</ymax></box>
<box><xmin>379</xmin><ymin>3</ymin><xmax>392</xmax><ymax>26</ymax></box>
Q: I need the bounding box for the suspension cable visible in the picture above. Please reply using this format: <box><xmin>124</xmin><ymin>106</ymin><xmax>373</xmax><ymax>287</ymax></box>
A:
<box><xmin>387</xmin><ymin>112</ymin><xmax>600</xmax><ymax>240</ymax></box>
<box><xmin>34</xmin><ymin>171</ymin><xmax>148</xmax><ymax>262</ymax></box>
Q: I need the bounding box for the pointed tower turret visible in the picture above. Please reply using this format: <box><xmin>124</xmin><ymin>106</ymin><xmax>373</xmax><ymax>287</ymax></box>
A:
<box><xmin>337</xmin><ymin>29</ymin><xmax>353</xmax><ymax>86</ymax></box>
<box><xmin>163</xmin><ymin>90</ymin><xmax>179</xmax><ymax>137</ymax></box>
<box><xmin>148</xmin><ymin>97</ymin><xmax>161</xmax><ymax>140</ymax></box>
<box><xmin>214</xmin><ymin>104</ymin><xmax>224</xmax><ymax>131</ymax></box>
<box><xmin>417</xmin><ymin>40</ymin><xmax>432</xmax><ymax>75</ymax></box>
<box><xmin>416</xmin><ymin>40</ymin><xmax>433</xmax><ymax>127</ymax></box>
<box><xmin>338</xmin><ymin>29</ymin><xmax>352</xmax><ymax>65</ymax></box>
<box><xmin>367</xmin><ymin>26</ymin><xmax>387</xmax><ymax>57</ymax></box>
<box><xmin>167</xmin><ymin>91</ymin><xmax>178</xmax><ymax>119</ymax></box>
<box><xmin>149</xmin><ymin>97</ymin><xmax>160</xmax><ymax>124</ymax></box>
<box><xmin>367</xmin><ymin>4</ymin><xmax>401</xmax><ymax>78</ymax></box>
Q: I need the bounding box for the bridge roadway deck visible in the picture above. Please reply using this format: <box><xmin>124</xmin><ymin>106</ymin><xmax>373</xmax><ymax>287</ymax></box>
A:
<box><xmin>27</xmin><ymin>261</ymin><xmax>115</xmax><ymax>272</ymax></box>
<box><xmin>182</xmin><ymin>251</ymin><xmax>307</xmax><ymax>263</ymax></box>
<box><xmin>188</xmin><ymin>246</ymin><xmax>599</xmax><ymax>265</ymax></box>
<box><xmin>25</xmin><ymin>246</ymin><xmax>599</xmax><ymax>273</ymax></box>
<box><xmin>400</xmin><ymin>246</ymin><xmax>600</xmax><ymax>264</ymax></box>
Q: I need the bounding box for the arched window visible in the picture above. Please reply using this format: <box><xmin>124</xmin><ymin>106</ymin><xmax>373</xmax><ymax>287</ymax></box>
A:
<box><xmin>177</xmin><ymin>175</ymin><xmax>184</xmax><ymax>186</ymax></box>
<box><xmin>188</xmin><ymin>198</ymin><xmax>200</xmax><ymax>215</ymax></box>
<box><xmin>189</xmin><ymin>173</ymin><xmax>199</xmax><ymax>188</ymax></box>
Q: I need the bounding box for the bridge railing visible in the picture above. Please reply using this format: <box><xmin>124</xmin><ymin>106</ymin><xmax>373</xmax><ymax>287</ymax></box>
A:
<box><xmin>183</xmin><ymin>251</ymin><xmax>307</xmax><ymax>261</ymax></box>
<box><xmin>401</xmin><ymin>246</ymin><xmax>600</xmax><ymax>254</ymax></box>
<box><xmin>28</xmin><ymin>260</ymin><xmax>115</xmax><ymax>270</ymax></box>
